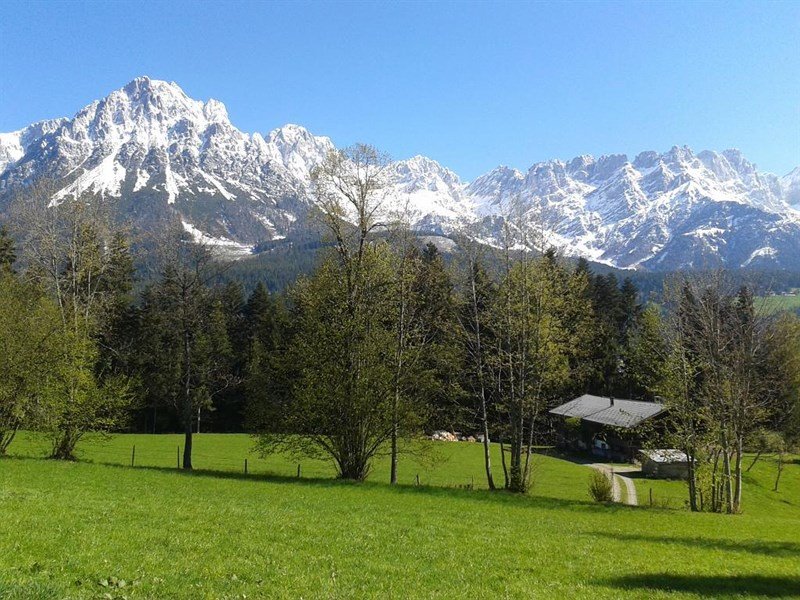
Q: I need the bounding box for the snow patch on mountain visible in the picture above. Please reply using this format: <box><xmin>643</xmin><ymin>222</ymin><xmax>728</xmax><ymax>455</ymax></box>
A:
<box><xmin>782</xmin><ymin>167</ymin><xmax>800</xmax><ymax>209</ymax></box>
<box><xmin>181</xmin><ymin>220</ymin><xmax>254</xmax><ymax>257</ymax></box>
<box><xmin>743</xmin><ymin>246</ymin><xmax>777</xmax><ymax>266</ymax></box>
<box><xmin>52</xmin><ymin>152</ymin><xmax>127</xmax><ymax>202</ymax></box>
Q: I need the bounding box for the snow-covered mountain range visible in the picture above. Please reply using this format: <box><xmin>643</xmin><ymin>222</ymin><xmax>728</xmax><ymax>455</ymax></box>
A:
<box><xmin>1</xmin><ymin>76</ymin><xmax>799</xmax><ymax>271</ymax></box>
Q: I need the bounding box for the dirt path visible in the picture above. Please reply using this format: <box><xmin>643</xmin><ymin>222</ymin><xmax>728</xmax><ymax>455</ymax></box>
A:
<box><xmin>588</xmin><ymin>463</ymin><xmax>638</xmax><ymax>506</ymax></box>
<box><xmin>616</xmin><ymin>472</ymin><xmax>638</xmax><ymax>506</ymax></box>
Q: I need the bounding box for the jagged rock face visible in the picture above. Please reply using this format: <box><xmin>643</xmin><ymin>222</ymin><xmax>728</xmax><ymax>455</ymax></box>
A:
<box><xmin>467</xmin><ymin>146</ymin><xmax>800</xmax><ymax>270</ymax></box>
<box><xmin>0</xmin><ymin>77</ymin><xmax>310</xmax><ymax>249</ymax></box>
<box><xmin>1</xmin><ymin>77</ymin><xmax>799</xmax><ymax>270</ymax></box>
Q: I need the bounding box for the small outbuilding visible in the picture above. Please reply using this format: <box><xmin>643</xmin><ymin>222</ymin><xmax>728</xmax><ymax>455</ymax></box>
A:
<box><xmin>549</xmin><ymin>394</ymin><xmax>666</xmax><ymax>462</ymax></box>
<box><xmin>638</xmin><ymin>449</ymin><xmax>691</xmax><ymax>479</ymax></box>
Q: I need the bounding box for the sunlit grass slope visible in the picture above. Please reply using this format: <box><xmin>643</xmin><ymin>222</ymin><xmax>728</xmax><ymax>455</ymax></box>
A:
<box><xmin>1</xmin><ymin>433</ymin><xmax>799</xmax><ymax>599</ymax></box>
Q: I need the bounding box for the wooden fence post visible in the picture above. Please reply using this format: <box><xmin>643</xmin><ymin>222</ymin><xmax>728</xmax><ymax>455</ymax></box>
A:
<box><xmin>297</xmin><ymin>464</ymin><xmax>301</xmax><ymax>478</ymax></box>
<box><xmin>649</xmin><ymin>488</ymin><xmax>653</xmax><ymax>507</ymax></box>
<box><xmin>131</xmin><ymin>445</ymin><xmax>136</xmax><ymax>467</ymax></box>
<box><xmin>177</xmin><ymin>446</ymin><xmax>180</xmax><ymax>469</ymax></box>
<box><xmin>244</xmin><ymin>459</ymin><xmax>248</xmax><ymax>475</ymax></box>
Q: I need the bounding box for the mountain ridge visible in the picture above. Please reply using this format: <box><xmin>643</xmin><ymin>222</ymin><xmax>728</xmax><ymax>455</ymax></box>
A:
<box><xmin>1</xmin><ymin>76</ymin><xmax>798</xmax><ymax>271</ymax></box>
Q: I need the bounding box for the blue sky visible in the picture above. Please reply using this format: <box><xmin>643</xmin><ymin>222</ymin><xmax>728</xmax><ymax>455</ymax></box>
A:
<box><xmin>1</xmin><ymin>1</ymin><xmax>798</xmax><ymax>179</ymax></box>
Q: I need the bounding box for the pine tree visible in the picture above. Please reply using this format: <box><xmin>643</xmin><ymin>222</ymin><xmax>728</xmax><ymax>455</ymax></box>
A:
<box><xmin>623</xmin><ymin>304</ymin><xmax>668</xmax><ymax>399</ymax></box>
<box><xmin>413</xmin><ymin>242</ymin><xmax>461</xmax><ymax>430</ymax></box>
<box><xmin>243</xmin><ymin>283</ymin><xmax>294</xmax><ymax>436</ymax></box>
<box><xmin>97</xmin><ymin>232</ymin><xmax>136</xmax><ymax>377</ymax></box>
<box><xmin>214</xmin><ymin>281</ymin><xmax>247</xmax><ymax>431</ymax></box>
<box><xmin>245</xmin><ymin>282</ymin><xmax>279</xmax><ymax>352</ymax></box>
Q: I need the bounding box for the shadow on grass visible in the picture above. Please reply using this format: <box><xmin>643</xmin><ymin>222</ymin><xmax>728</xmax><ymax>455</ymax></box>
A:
<box><xmin>118</xmin><ymin>461</ymin><xmax>612</xmax><ymax>512</ymax></box>
<box><xmin>3</xmin><ymin>455</ymin><xmax>612</xmax><ymax>513</ymax></box>
<box><xmin>605</xmin><ymin>574</ymin><xmax>800</xmax><ymax>597</ymax></box>
<box><xmin>591</xmin><ymin>531</ymin><xmax>800</xmax><ymax>558</ymax></box>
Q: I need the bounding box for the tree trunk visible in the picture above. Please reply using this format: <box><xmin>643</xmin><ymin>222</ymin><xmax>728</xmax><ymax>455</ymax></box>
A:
<box><xmin>339</xmin><ymin>447</ymin><xmax>370</xmax><ymax>481</ymax></box>
<box><xmin>390</xmin><ymin>389</ymin><xmax>399</xmax><ymax>485</ymax></box>
<box><xmin>51</xmin><ymin>428</ymin><xmax>78</xmax><ymax>461</ymax></box>
<box><xmin>774</xmin><ymin>452</ymin><xmax>784</xmax><ymax>492</ymax></box>
<box><xmin>723</xmin><ymin>450</ymin><xmax>733</xmax><ymax>514</ymax></box>
<box><xmin>509</xmin><ymin>420</ymin><xmax>527</xmax><ymax>493</ymax></box>
<box><xmin>721</xmin><ymin>432</ymin><xmax>733</xmax><ymax>513</ymax></box>
<box><xmin>522</xmin><ymin>411</ymin><xmax>538</xmax><ymax>493</ymax></box>
<box><xmin>182</xmin><ymin>329</ymin><xmax>193</xmax><ymax>471</ymax></box>
<box><xmin>479</xmin><ymin>396</ymin><xmax>494</xmax><ymax>491</ymax></box>
<box><xmin>509</xmin><ymin>427</ymin><xmax>521</xmax><ymax>492</ymax></box>
<box><xmin>711</xmin><ymin>448</ymin><xmax>720</xmax><ymax>512</ymax></box>
<box><xmin>390</xmin><ymin>326</ymin><xmax>402</xmax><ymax>485</ymax></box>
<box><xmin>732</xmin><ymin>436</ymin><xmax>743</xmax><ymax>513</ymax></box>
<box><xmin>746</xmin><ymin>450</ymin><xmax>762</xmax><ymax>472</ymax></box>
<box><xmin>686</xmin><ymin>447</ymin><xmax>698</xmax><ymax>512</ymax></box>
<box><xmin>390</xmin><ymin>260</ymin><xmax>408</xmax><ymax>487</ymax></box>
<box><xmin>470</xmin><ymin>265</ymin><xmax>494</xmax><ymax>491</ymax></box>
<box><xmin>0</xmin><ymin>423</ymin><xmax>19</xmax><ymax>455</ymax></box>
<box><xmin>499</xmin><ymin>439</ymin><xmax>510</xmax><ymax>489</ymax></box>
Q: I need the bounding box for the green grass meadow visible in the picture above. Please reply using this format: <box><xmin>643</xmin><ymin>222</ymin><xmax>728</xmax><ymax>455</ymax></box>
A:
<box><xmin>758</xmin><ymin>294</ymin><xmax>800</xmax><ymax>315</ymax></box>
<box><xmin>1</xmin><ymin>433</ymin><xmax>799</xmax><ymax>599</ymax></box>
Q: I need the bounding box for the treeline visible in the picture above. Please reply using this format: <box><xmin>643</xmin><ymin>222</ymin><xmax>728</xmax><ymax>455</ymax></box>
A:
<box><xmin>1</xmin><ymin>153</ymin><xmax>799</xmax><ymax>513</ymax></box>
<box><xmin>191</xmin><ymin>234</ymin><xmax>800</xmax><ymax>305</ymax></box>
<box><xmin>628</xmin><ymin>268</ymin><xmax>800</xmax><ymax>304</ymax></box>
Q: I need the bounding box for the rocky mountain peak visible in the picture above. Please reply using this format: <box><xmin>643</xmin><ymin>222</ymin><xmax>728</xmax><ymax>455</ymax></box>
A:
<box><xmin>0</xmin><ymin>77</ymin><xmax>798</xmax><ymax>270</ymax></box>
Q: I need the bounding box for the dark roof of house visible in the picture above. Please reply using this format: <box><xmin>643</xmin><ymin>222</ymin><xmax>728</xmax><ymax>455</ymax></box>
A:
<box><xmin>549</xmin><ymin>394</ymin><xmax>666</xmax><ymax>429</ymax></box>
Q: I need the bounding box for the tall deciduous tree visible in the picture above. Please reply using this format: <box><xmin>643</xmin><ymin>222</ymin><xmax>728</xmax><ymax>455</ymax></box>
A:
<box><xmin>763</xmin><ymin>313</ymin><xmax>800</xmax><ymax>447</ymax></box>
<box><xmin>662</xmin><ymin>273</ymin><xmax>781</xmax><ymax>513</ymax></box>
<box><xmin>492</xmin><ymin>251</ymin><xmax>589</xmax><ymax>493</ymax></box>
<box><xmin>455</xmin><ymin>239</ymin><xmax>498</xmax><ymax>489</ymax></box>
<box><xmin>264</xmin><ymin>249</ymin><xmax>396</xmax><ymax>480</ymax></box>
<box><xmin>385</xmin><ymin>213</ymin><xmax>423</xmax><ymax>485</ymax></box>
<box><xmin>0</xmin><ymin>271</ymin><xmax>62</xmax><ymax>454</ymax></box>
<box><xmin>256</xmin><ymin>144</ymin><xmax>417</xmax><ymax>481</ymax></box>
<box><xmin>14</xmin><ymin>182</ymin><xmax>133</xmax><ymax>458</ymax></box>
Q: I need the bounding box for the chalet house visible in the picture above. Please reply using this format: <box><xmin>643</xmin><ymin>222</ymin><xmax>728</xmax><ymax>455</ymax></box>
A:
<box><xmin>549</xmin><ymin>394</ymin><xmax>666</xmax><ymax>462</ymax></box>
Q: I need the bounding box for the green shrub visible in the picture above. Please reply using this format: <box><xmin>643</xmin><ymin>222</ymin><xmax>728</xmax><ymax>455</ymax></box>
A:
<box><xmin>588</xmin><ymin>469</ymin><xmax>614</xmax><ymax>503</ymax></box>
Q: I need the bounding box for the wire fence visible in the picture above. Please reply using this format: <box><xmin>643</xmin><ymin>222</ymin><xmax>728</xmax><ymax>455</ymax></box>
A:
<box><xmin>10</xmin><ymin>435</ymin><xmax>698</xmax><ymax>507</ymax></box>
<box><xmin>18</xmin><ymin>442</ymin><xmax>594</xmax><ymax>494</ymax></box>
<box><xmin>639</xmin><ymin>487</ymin><xmax>688</xmax><ymax>510</ymax></box>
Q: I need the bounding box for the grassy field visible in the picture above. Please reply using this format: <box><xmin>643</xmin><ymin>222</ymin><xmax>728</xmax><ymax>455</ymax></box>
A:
<box><xmin>1</xmin><ymin>434</ymin><xmax>799</xmax><ymax>599</ymax></box>
<box><xmin>757</xmin><ymin>293</ymin><xmax>800</xmax><ymax>315</ymax></box>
